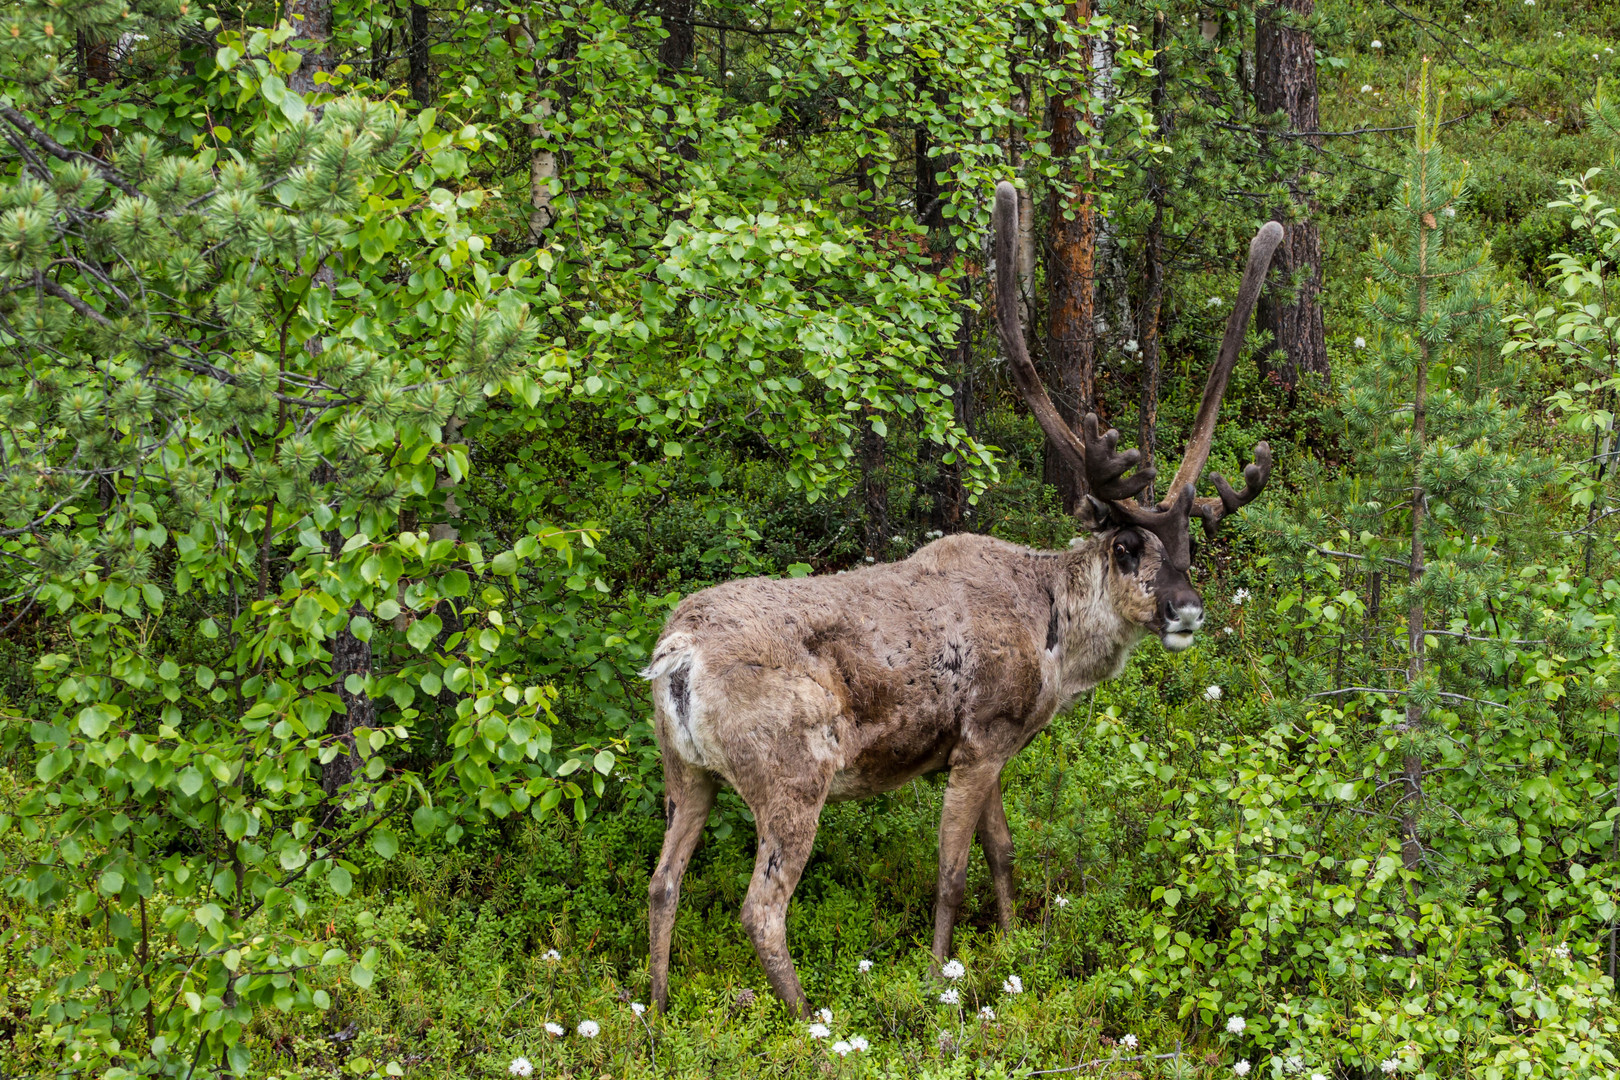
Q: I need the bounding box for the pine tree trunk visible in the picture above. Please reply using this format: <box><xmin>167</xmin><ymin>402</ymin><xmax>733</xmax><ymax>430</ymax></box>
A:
<box><xmin>1254</xmin><ymin>0</ymin><xmax>1327</xmax><ymax>390</ymax></box>
<box><xmin>1044</xmin><ymin>0</ymin><xmax>1097</xmax><ymax>514</ymax></box>
<box><xmin>658</xmin><ymin>0</ymin><xmax>694</xmax><ymax>73</ymax></box>
<box><xmin>285</xmin><ymin>0</ymin><xmax>334</xmax><ymax>94</ymax></box>
<box><xmin>78</xmin><ymin>33</ymin><xmax>114</xmax><ymax>87</ymax></box>
<box><xmin>1136</xmin><ymin>13</ymin><xmax>1169</xmax><ymax>504</ymax></box>
<box><xmin>1402</xmin><ymin>231</ymin><xmax>1431</xmax><ymax>875</ymax></box>
<box><xmin>409</xmin><ymin>0</ymin><xmax>432</xmax><ymax>107</ymax></box>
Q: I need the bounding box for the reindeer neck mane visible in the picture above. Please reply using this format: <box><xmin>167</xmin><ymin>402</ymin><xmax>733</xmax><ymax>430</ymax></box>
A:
<box><xmin>1049</xmin><ymin>535</ymin><xmax>1150</xmax><ymax>701</ymax></box>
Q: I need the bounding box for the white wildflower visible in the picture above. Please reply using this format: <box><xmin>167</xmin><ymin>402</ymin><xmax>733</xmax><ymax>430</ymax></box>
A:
<box><xmin>864</xmin><ymin>556</ymin><xmax>875</xmax><ymax>563</ymax></box>
<box><xmin>544</xmin><ymin>1022</ymin><xmax>563</xmax><ymax>1037</ymax></box>
<box><xmin>1207</xmin><ymin>296</ymin><xmax>1224</xmax><ymax>307</ymax></box>
<box><xmin>1121</xmin><ymin>1034</ymin><xmax>1138</xmax><ymax>1050</ymax></box>
<box><xmin>1002</xmin><ymin>974</ymin><xmax>1024</xmax><ymax>995</ymax></box>
<box><xmin>1380</xmin><ymin>1058</ymin><xmax>1399</xmax><ymax>1075</ymax></box>
<box><xmin>807</xmin><ymin>1023</ymin><xmax>831</xmax><ymax>1039</ymax></box>
<box><xmin>543</xmin><ymin>949</ymin><xmax>561</xmax><ymax>962</ymax></box>
<box><xmin>1123</xmin><ymin>339</ymin><xmax>1139</xmax><ymax>353</ymax></box>
<box><xmin>1360</xmin><ymin>84</ymin><xmax>1373</xmax><ymax>92</ymax></box>
<box><xmin>1284</xmin><ymin>1057</ymin><xmax>1305</xmax><ymax>1074</ymax></box>
<box><xmin>1235</xmin><ymin>1062</ymin><xmax>1251</xmax><ymax>1078</ymax></box>
<box><xmin>859</xmin><ymin>959</ymin><xmax>873</xmax><ymax>973</ymax></box>
<box><xmin>1205</xmin><ymin>685</ymin><xmax>1223</xmax><ymax>701</ymax></box>
<box><xmin>1443</xmin><ymin>206</ymin><xmax>1456</xmax><ymax>217</ymax></box>
<box><xmin>577</xmin><ymin>1020</ymin><xmax>600</xmax><ymax>1038</ymax></box>
<box><xmin>631</xmin><ymin>1002</ymin><xmax>646</xmax><ymax>1016</ymax></box>
<box><xmin>1554</xmin><ymin>29</ymin><xmax>1563</xmax><ymax>36</ymax></box>
<box><xmin>1223</xmin><ymin>626</ymin><xmax>1236</xmax><ymax>635</ymax></box>
<box><xmin>1523</xmin><ymin>0</ymin><xmax>1534</xmax><ymax>5</ymax></box>
<box><xmin>831</xmin><ymin>1040</ymin><xmax>853</xmax><ymax>1057</ymax></box>
<box><xmin>1553</xmin><ymin>943</ymin><xmax>1571</xmax><ymax>960</ymax></box>
<box><xmin>850</xmin><ymin>1036</ymin><xmax>870</xmax><ymax>1052</ymax></box>
<box><xmin>939</xmin><ymin>989</ymin><xmax>960</xmax><ymax>1005</ymax></box>
<box><xmin>1313</xmin><ymin>1075</ymin><xmax>1328</xmax><ymax>1080</ymax></box>
<box><xmin>1370</xmin><ymin>39</ymin><xmax>1382</xmax><ymax>48</ymax></box>
<box><xmin>942</xmin><ymin>959</ymin><xmax>966</xmax><ymax>980</ymax></box>
<box><xmin>1232</xmin><ymin>588</ymin><xmax>1252</xmax><ymax>605</ymax></box>
<box><xmin>818</xmin><ymin>1007</ymin><xmax>833</xmax><ymax>1024</ymax></box>
<box><xmin>1054</xmin><ymin>895</ymin><xmax>1070</xmax><ymax>908</ymax></box>
<box><xmin>1354</xmin><ymin>336</ymin><xmax>1366</xmax><ymax>348</ymax></box>
<box><xmin>1226</xmin><ymin>1015</ymin><xmax>1246</xmax><ymax>1035</ymax></box>
<box><xmin>980</xmin><ymin>1006</ymin><xmax>996</xmax><ymax>1020</ymax></box>
<box><xmin>892</xmin><ymin>535</ymin><xmax>905</xmax><ymax>543</ymax></box>
<box><xmin>509</xmin><ymin>1059</ymin><xmax>534</xmax><ymax>1078</ymax></box>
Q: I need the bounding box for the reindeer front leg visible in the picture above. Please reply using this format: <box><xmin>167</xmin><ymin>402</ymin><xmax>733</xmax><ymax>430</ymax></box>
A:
<box><xmin>931</xmin><ymin>761</ymin><xmax>1005</xmax><ymax>962</ymax></box>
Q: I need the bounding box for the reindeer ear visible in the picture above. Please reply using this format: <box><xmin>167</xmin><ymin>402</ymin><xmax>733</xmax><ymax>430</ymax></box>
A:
<box><xmin>1086</xmin><ymin>495</ymin><xmax>1114</xmax><ymax>529</ymax></box>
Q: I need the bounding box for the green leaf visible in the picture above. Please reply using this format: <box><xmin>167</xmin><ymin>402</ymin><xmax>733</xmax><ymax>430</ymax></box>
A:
<box><xmin>328</xmin><ymin>866</ymin><xmax>353</xmax><ymax>896</ymax></box>
<box><xmin>77</xmin><ymin>704</ymin><xmax>116</xmax><ymax>738</ymax></box>
<box><xmin>491</xmin><ymin>550</ymin><xmax>519</xmax><ymax>576</ymax></box>
<box><xmin>406</xmin><ymin>615</ymin><xmax>442</xmax><ymax>652</ymax></box>
<box><xmin>593</xmin><ymin>750</ymin><xmax>616</xmax><ymax>775</ymax></box>
<box><xmin>412</xmin><ymin>804</ymin><xmax>436</xmax><ymax>837</ymax></box>
<box><xmin>350</xmin><ymin>962</ymin><xmax>374</xmax><ymax>990</ymax></box>
<box><xmin>99</xmin><ymin>869</ymin><xmax>125</xmax><ymax>895</ymax></box>
<box><xmin>372</xmin><ymin>828</ymin><xmax>399</xmax><ymax>860</ymax></box>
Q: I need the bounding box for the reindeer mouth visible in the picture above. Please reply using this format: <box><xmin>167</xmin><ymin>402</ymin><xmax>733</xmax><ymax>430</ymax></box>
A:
<box><xmin>1161</xmin><ymin>630</ymin><xmax>1196</xmax><ymax>652</ymax></box>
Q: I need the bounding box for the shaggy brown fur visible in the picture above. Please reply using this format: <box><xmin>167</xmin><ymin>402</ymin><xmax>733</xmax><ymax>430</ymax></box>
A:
<box><xmin>644</xmin><ymin>529</ymin><xmax>1173</xmax><ymax>1013</ymax></box>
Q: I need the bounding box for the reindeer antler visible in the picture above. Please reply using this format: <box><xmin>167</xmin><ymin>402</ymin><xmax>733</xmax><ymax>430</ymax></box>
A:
<box><xmin>991</xmin><ymin>180</ymin><xmax>1282</xmax><ymax>541</ymax></box>
<box><xmin>1160</xmin><ymin>219</ymin><xmax>1283</xmax><ymax>534</ymax></box>
<box><xmin>1080</xmin><ymin>413</ymin><xmax>1154</xmax><ymax>503</ymax></box>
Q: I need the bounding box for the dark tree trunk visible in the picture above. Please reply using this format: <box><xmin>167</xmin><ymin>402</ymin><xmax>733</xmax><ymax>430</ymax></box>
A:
<box><xmin>285</xmin><ymin>0</ymin><xmax>334</xmax><ymax>94</ymax></box>
<box><xmin>409</xmin><ymin>0</ymin><xmax>432</xmax><ymax>107</ymax></box>
<box><xmin>658</xmin><ymin>0</ymin><xmax>694</xmax><ymax>73</ymax></box>
<box><xmin>1044</xmin><ymin>0</ymin><xmax>1097</xmax><ymax>514</ymax></box>
<box><xmin>1254</xmin><ymin>0</ymin><xmax>1327</xmax><ymax>389</ymax></box>
<box><xmin>325</xmin><ymin>608</ymin><xmax>374</xmax><ymax>799</ymax></box>
<box><xmin>860</xmin><ymin>416</ymin><xmax>889</xmax><ymax>560</ymax></box>
<box><xmin>1136</xmin><ymin>13</ymin><xmax>1169</xmax><ymax>505</ymax></box>
<box><xmin>913</xmin><ymin>101</ymin><xmax>970</xmax><ymax>532</ymax></box>
<box><xmin>932</xmin><ymin>283</ymin><xmax>976</xmax><ymax>534</ymax></box>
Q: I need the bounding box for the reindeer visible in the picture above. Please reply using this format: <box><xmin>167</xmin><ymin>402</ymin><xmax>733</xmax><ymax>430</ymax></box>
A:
<box><xmin>642</xmin><ymin>181</ymin><xmax>1284</xmax><ymax>1014</ymax></box>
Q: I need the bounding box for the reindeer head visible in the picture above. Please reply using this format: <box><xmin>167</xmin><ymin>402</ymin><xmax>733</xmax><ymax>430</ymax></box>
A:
<box><xmin>991</xmin><ymin>181</ymin><xmax>1282</xmax><ymax>652</ymax></box>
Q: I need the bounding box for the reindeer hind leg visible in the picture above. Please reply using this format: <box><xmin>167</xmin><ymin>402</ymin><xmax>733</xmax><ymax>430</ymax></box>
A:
<box><xmin>649</xmin><ymin>753</ymin><xmax>718</xmax><ymax>1014</ymax></box>
<box><xmin>737</xmin><ymin>791</ymin><xmax>826</xmax><ymax>1016</ymax></box>
<box><xmin>975</xmin><ymin>777</ymin><xmax>1017</xmax><ymax>933</ymax></box>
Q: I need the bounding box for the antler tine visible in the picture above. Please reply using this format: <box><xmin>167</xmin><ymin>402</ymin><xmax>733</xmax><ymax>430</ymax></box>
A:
<box><xmin>992</xmin><ymin>181</ymin><xmax>1090</xmax><ymax>483</ymax></box>
<box><xmin>1161</xmin><ymin>221</ymin><xmax>1285</xmax><ymax>507</ymax></box>
<box><xmin>1081</xmin><ymin>413</ymin><xmax>1154</xmax><ymax>503</ymax></box>
<box><xmin>1194</xmin><ymin>442</ymin><xmax>1272</xmax><ymax>536</ymax></box>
